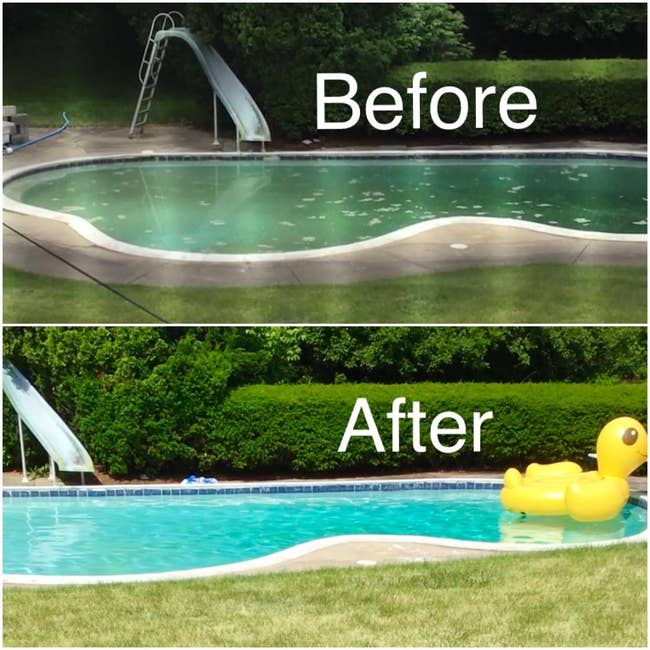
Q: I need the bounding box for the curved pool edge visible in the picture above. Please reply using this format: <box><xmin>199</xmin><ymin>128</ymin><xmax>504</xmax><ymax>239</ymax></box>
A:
<box><xmin>3</xmin><ymin>478</ymin><xmax>646</xmax><ymax>586</ymax></box>
<box><xmin>4</xmin><ymin>530</ymin><xmax>647</xmax><ymax>587</ymax></box>
<box><xmin>3</xmin><ymin>148</ymin><xmax>647</xmax><ymax>264</ymax></box>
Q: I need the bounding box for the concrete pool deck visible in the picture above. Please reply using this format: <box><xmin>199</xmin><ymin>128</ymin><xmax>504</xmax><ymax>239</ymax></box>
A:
<box><xmin>3</xmin><ymin>127</ymin><xmax>646</xmax><ymax>288</ymax></box>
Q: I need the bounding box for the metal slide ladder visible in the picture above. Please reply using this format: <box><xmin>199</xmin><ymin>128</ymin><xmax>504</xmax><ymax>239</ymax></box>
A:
<box><xmin>128</xmin><ymin>12</ymin><xmax>270</xmax><ymax>150</ymax></box>
<box><xmin>129</xmin><ymin>11</ymin><xmax>184</xmax><ymax>138</ymax></box>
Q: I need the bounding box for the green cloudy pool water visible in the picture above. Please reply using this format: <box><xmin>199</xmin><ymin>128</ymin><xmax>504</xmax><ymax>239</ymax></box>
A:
<box><xmin>5</xmin><ymin>157</ymin><xmax>646</xmax><ymax>254</ymax></box>
<box><xmin>3</xmin><ymin>490</ymin><xmax>646</xmax><ymax>576</ymax></box>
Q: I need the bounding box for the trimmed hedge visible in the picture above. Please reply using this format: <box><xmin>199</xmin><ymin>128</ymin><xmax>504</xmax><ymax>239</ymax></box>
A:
<box><xmin>4</xmin><ymin>328</ymin><xmax>647</xmax><ymax>477</ymax></box>
<box><xmin>3</xmin><ymin>378</ymin><xmax>646</xmax><ymax>478</ymax></box>
<box><xmin>209</xmin><ymin>382</ymin><xmax>646</xmax><ymax>475</ymax></box>
<box><xmin>386</xmin><ymin>59</ymin><xmax>646</xmax><ymax>137</ymax></box>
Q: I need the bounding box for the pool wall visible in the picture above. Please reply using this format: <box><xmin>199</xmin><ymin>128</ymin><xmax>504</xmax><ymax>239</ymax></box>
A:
<box><xmin>3</xmin><ymin>478</ymin><xmax>646</xmax><ymax>586</ymax></box>
<box><xmin>3</xmin><ymin>149</ymin><xmax>647</xmax><ymax>263</ymax></box>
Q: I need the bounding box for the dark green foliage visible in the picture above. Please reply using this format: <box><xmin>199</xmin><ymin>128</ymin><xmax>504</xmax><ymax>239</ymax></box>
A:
<box><xmin>74</xmin><ymin>336</ymin><xmax>232</xmax><ymax>476</ymax></box>
<box><xmin>489</xmin><ymin>4</ymin><xmax>645</xmax><ymax>43</ymax></box>
<box><xmin>179</xmin><ymin>3</ymin><xmax>473</xmax><ymax>138</ymax></box>
<box><xmin>4</xmin><ymin>5</ymin><xmax>646</xmax><ymax>138</ymax></box>
<box><xmin>295</xmin><ymin>327</ymin><xmax>647</xmax><ymax>384</ymax></box>
<box><xmin>388</xmin><ymin>59</ymin><xmax>647</xmax><ymax>137</ymax></box>
<box><xmin>211</xmin><ymin>383</ymin><xmax>647</xmax><ymax>475</ymax></box>
<box><xmin>1</xmin><ymin>327</ymin><xmax>303</xmax><ymax>475</ymax></box>
<box><xmin>460</xmin><ymin>3</ymin><xmax>647</xmax><ymax>60</ymax></box>
<box><xmin>3</xmin><ymin>327</ymin><xmax>646</xmax><ymax>476</ymax></box>
<box><xmin>3</xmin><ymin>4</ymin><xmax>142</xmax><ymax>106</ymax></box>
<box><xmin>2</xmin><ymin>402</ymin><xmax>49</xmax><ymax>470</ymax></box>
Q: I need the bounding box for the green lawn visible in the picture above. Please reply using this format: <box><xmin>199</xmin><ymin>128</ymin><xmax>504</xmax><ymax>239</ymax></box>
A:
<box><xmin>4</xmin><ymin>93</ymin><xmax>201</xmax><ymax>128</ymax></box>
<box><xmin>3</xmin><ymin>544</ymin><xmax>646</xmax><ymax>647</ymax></box>
<box><xmin>4</xmin><ymin>40</ymin><xmax>204</xmax><ymax>127</ymax></box>
<box><xmin>3</xmin><ymin>264</ymin><xmax>647</xmax><ymax>324</ymax></box>
<box><xmin>3</xmin><ymin>72</ymin><xmax>203</xmax><ymax>128</ymax></box>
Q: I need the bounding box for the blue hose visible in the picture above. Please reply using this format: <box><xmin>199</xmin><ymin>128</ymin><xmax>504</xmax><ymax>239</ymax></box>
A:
<box><xmin>3</xmin><ymin>112</ymin><xmax>70</xmax><ymax>154</ymax></box>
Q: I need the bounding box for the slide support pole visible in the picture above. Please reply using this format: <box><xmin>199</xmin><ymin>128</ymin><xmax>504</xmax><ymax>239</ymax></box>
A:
<box><xmin>212</xmin><ymin>92</ymin><xmax>220</xmax><ymax>147</ymax></box>
<box><xmin>18</xmin><ymin>418</ymin><xmax>28</xmax><ymax>483</ymax></box>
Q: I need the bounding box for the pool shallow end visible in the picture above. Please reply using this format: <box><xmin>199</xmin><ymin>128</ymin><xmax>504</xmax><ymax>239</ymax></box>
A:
<box><xmin>3</xmin><ymin>478</ymin><xmax>646</xmax><ymax>586</ymax></box>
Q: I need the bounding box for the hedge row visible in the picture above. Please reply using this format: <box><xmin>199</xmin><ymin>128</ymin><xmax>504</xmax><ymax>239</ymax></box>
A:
<box><xmin>208</xmin><ymin>382</ymin><xmax>646</xmax><ymax>475</ymax></box>
<box><xmin>384</xmin><ymin>59</ymin><xmax>646</xmax><ymax>137</ymax></box>
<box><xmin>4</xmin><ymin>381</ymin><xmax>645</xmax><ymax>478</ymax></box>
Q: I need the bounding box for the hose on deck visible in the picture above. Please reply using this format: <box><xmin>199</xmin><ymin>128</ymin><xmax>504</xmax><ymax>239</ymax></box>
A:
<box><xmin>3</xmin><ymin>112</ymin><xmax>69</xmax><ymax>154</ymax></box>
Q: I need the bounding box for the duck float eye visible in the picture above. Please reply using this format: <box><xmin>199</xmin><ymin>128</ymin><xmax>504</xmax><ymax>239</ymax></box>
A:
<box><xmin>500</xmin><ymin>416</ymin><xmax>647</xmax><ymax>522</ymax></box>
<box><xmin>622</xmin><ymin>428</ymin><xmax>638</xmax><ymax>446</ymax></box>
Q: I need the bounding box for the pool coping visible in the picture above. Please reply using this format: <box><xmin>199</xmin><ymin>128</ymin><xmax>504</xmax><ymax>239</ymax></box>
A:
<box><xmin>3</xmin><ymin>477</ymin><xmax>647</xmax><ymax>586</ymax></box>
<box><xmin>3</xmin><ymin>148</ymin><xmax>647</xmax><ymax>264</ymax></box>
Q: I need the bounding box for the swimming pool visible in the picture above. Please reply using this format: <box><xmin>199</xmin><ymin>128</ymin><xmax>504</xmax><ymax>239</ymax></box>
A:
<box><xmin>3</xmin><ymin>480</ymin><xmax>646</xmax><ymax>583</ymax></box>
<box><xmin>3</xmin><ymin>151</ymin><xmax>646</xmax><ymax>261</ymax></box>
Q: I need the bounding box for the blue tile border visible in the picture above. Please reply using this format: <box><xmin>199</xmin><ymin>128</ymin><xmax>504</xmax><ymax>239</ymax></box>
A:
<box><xmin>629</xmin><ymin>495</ymin><xmax>648</xmax><ymax>509</ymax></box>
<box><xmin>7</xmin><ymin>480</ymin><xmax>643</xmax><ymax>501</ymax></box>
<box><xmin>2</xmin><ymin>479</ymin><xmax>507</xmax><ymax>498</ymax></box>
<box><xmin>5</xmin><ymin>151</ymin><xmax>645</xmax><ymax>185</ymax></box>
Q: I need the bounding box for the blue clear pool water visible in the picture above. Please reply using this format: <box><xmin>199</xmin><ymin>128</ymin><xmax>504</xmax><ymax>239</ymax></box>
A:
<box><xmin>4</xmin><ymin>156</ymin><xmax>647</xmax><ymax>254</ymax></box>
<box><xmin>3</xmin><ymin>490</ymin><xmax>646</xmax><ymax>576</ymax></box>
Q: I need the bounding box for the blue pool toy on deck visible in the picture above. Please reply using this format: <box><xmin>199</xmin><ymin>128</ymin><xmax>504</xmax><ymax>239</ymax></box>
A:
<box><xmin>181</xmin><ymin>475</ymin><xmax>218</xmax><ymax>485</ymax></box>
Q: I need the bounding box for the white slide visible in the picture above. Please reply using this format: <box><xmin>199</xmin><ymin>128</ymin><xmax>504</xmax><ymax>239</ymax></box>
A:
<box><xmin>158</xmin><ymin>27</ymin><xmax>271</xmax><ymax>142</ymax></box>
<box><xmin>3</xmin><ymin>360</ymin><xmax>94</xmax><ymax>472</ymax></box>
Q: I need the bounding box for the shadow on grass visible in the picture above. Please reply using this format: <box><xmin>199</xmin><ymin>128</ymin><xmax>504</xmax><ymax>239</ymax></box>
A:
<box><xmin>3</xmin><ymin>263</ymin><xmax>647</xmax><ymax>324</ymax></box>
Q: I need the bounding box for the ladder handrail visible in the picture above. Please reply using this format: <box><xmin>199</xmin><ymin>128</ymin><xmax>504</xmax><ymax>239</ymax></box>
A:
<box><xmin>168</xmin><ymin>10</ymin><xmax>185</xmax><ymax>26</ymax></box>
<box><xmin>138</xmin><ymin>12</ymin><xmax>184</xmax><ymax>84</ymax></box>
<box><xmin>130</xmin><ymin>12</ymin><xmax>185</xmax><ymax>137</ymax></box>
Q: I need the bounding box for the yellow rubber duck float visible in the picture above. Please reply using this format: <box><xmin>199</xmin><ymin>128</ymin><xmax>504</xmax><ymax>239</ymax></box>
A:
<box><xmin>501</xmin><ymin>417</ymin><xmax>647</xmax><ymax>522</ymax></box>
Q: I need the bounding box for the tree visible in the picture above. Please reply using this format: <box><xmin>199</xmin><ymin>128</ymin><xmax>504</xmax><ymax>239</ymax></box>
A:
<box><xmin>179</xmin><ymin>3</ymin><xmax>473</xmax><ymax>137</ymax></box>
<box><xmin>3</xmin><ymin>326</ymin><xmax>645</xmax><ymax>476</ymax></box>
<box><xmin>459</xmin><ymin>3</ymin><xmax>646</xmax><ymax>59</ymax></box>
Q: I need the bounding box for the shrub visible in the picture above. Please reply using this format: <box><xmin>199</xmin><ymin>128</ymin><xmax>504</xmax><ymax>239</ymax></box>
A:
<box><xmin>179</xmin><ymin>3</ymin><xmax>473</xmax><ymax>139</ymax></box>
<box><xmin>387</xmin><ymin>59</ymin><xmax>646</xmax><ymax>137</ymax></box>
<box><xmin>461</xmin><ymin>4</ymin><xmax>647</xmax><ymax>60</ymax></box>
<box><xmin>74</xmin><ymin>337</ymin><xmax>233</xmax><ymax>476</ymax></box>
<box><xmin>209</xmin><ymin>382</ymin><xmax>646</xmax><ymax>475</ymax></box>
<box><xmin>3</xmin><ymin>327</ymin><xmax>646</xmax><ymax>477</ymax></box>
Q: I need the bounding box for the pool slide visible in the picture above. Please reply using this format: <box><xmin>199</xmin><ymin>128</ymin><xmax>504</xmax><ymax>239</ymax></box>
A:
<box><xmin>154</xmin><ymin>27</ymin><xmax>271</xmax><ymax>142</ymax></box>
<box><xmin>2</xmin><ymin>360</ymin><xmax>94</xmax><ymax>473</ymax></box>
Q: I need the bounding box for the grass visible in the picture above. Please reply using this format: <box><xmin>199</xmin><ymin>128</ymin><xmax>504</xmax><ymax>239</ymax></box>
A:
<box><xmin>3</xmin><ymin>544</ymin><xmax>646</xmax><ymax>647</ymax></box>
<box><xmin>3</xmin><ymin>74</ymin><xmax>203</xmax><ymax>128</ymax></box>
<box><xmin>3</xmin><ymin>264</ymin><xmax>647</xmax><ymax>324</ymax></box>
<box><xmin>3</xmin><ymin>40</ymin><xmax>206</xmax><ymax>128</ymax></box>
<box><xmin>5</xmin><ymin>94</ymin><xmax>201</xmax><ymax>128</ymax></box>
